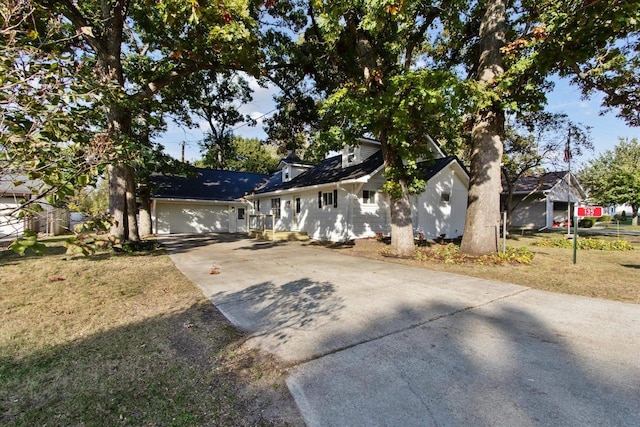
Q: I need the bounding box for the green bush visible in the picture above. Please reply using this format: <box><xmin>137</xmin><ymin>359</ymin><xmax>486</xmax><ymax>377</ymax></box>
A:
<box><xmin>599</xmin><ymin>215</ymin><xmax>612</xmax><ymax>222</ymax></box>
<box><xmin>534</xmin><ymin>237</ymin><xmax>634</xmax><ymax>251</ymax></box>
<box><xmin>578</xmin><ymin>218</ymin><xmax>595</xmax><ymax>228</ymax></box>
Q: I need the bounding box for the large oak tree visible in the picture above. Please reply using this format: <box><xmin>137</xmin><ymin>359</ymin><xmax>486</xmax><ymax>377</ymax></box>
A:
<box><xmin>7</xmin><ymin>0</ymin><xmax>262</xmax><ymax>242</ymax></box>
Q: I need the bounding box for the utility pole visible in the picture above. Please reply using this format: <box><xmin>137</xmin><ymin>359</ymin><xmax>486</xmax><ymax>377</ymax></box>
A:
<box><xmin>181</xmin><ymin>141</ymin><xmax>185</xmax><ymax>163</ymax></box>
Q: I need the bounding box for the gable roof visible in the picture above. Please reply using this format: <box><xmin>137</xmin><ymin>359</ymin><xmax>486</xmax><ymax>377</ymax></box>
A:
<box><xmin>420</xmin><ymin>156</ymin><xmax>468</xmax><ymax>181</ymax></box>
<box><xmin>278</xmin><ymin>151</ymin><xmax>314</xmax><ymax>167</ymax></box>
<box><xmin>151</xmin><ymin>169</ymin><xmax>269</xmax><ymax>201</ymax></box>
<box><xmin>504</xmin><ymin>171</ymin><xmax>568</xmax><ymax>194</ymax></box>
<box><xmin>254</xmin><ymin>151</ymin><xmax>384</xmax><ymax>194</ymax></box>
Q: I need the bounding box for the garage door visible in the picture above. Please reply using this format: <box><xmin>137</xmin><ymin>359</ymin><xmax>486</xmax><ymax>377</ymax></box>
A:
<box><xmin>156</xmin><ymin>201</ymin><xmax>229</xmax><ymax>234</ymax></box>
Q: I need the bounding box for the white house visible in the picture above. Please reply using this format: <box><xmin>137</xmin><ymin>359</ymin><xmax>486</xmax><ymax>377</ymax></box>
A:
<box><xmin>150</xmin><ymin>138</ymin><xmax>469</xmax><ymax>241</ymax></box>
<box><xmin>246</xmin><ymin>138</ymin><xmax>469</xmax><ymax>241</ymax></box>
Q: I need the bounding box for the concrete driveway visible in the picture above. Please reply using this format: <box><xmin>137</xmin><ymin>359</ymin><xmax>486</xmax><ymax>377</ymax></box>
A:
<box><xmin>160</xmin><ymin>234</ymin><xmax>640</xmax><ymax>427</ymax></box>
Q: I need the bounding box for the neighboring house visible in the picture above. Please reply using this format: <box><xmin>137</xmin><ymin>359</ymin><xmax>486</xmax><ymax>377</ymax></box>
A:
<box><xmin>502</xmin><ymin>171</ymin><xmax>587</xmax><ymax>230</ymax></box>
<box><xmin>0</xmin><ymin>174</ymin><xmax>70</xmax><ymax>239</ymax></box>
<box><xmin>150</xmin><ymin>169</ymin><xmax>269</xmax><ymax>234</ymax></box>
<box><xmin>246</xmin><ymin>138</ymin><xmax>469</xmax><ymax>242</ymax></box>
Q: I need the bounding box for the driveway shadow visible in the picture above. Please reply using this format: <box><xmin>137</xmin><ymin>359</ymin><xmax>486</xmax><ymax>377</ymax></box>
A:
<box><xmin>156</xmin><ymin>233</ymin><xmax>250</xmax><ymax>254</ymax></box>
<box><xmin>289</xmin><ymin>298</ymin><xmax>640</xmax><ymax>426</ymax></box>
<box><xmin>211</xmin><ymin>278</ymin><xmax>345</xmax><ymax>357</ymax></box>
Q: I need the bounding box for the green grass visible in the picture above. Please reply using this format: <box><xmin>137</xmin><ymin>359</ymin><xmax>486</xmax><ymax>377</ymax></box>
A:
<box><xmin>0</xmin><ymin>240</ymin><xmax>300</xmax><ymax>426</ymax></box>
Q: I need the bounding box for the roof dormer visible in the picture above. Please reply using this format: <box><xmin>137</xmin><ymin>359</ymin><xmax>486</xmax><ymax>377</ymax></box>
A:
<box><xmin>278</xmin><ymin>150</ymin><xmax>313</xmax><ymax>182</ymax></box>
<box><xmin>342</xmin><ymin>138</ymin><xmax>382</xmax><ymax>168</ymax></box>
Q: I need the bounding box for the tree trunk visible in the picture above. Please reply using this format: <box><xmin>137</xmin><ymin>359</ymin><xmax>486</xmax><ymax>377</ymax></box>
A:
<box><xmin>94</xmin><ymin>1</ymin><xmax>139</xmax><ymax>243</ymax></box>
<box><xmin>125</xmin><ymin>165</ymin><xmax>140</xmax><ymax>242</ymax></box>
<box><xmin>632</xmin><ymin>205</ymin><xmax>639</xmax><ymax>227</ymax></box>
<box><xmin>380</xmin><ymin>136</ymin><xmax>415</xmax><ymax>257</ymax></box>
<box><xmin>390</xmin><ymin>179</ymin><xmax>415</xmax><ymax>257</ymax></box>
<box><xmin>138</xmin><ymin>185</ymin><xmax>153</xmax><ymax>237</ymax></box>
<box><xmin>109</xmin><ymin>163</ymin><xmax>127</xmax><ymax>242</ymax></box>
<box><xmin>460</xmin><ymin>0</ymin><xmax>506</xmax><ymax>256</ymax></box>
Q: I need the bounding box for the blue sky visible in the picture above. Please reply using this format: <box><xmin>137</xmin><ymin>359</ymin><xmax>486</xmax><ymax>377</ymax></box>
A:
<box><xmin>160</xmin><ymin>75</ymin><xmax>640</xmax><ymax>168</ymax></box>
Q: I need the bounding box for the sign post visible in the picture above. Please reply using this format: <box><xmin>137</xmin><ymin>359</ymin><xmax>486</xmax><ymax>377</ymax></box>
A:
<box><xmin>573</xmin><ymin>206</ymin><xmax>603</xmax><ymax>265</ymax></box>
<box><xmin>573</xmin><ymin>212</ymin><xmax>578</xmax><ymax>264</ymax></box>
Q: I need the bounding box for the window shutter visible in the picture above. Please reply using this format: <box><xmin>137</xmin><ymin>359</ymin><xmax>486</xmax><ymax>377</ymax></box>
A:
<box><xmin>333</xmin><ymin>189</ymin><xmax>338</xmax><ymax>208</ymax></box>
<box><xmin>318</xmin><ymin>191</ymin><xmax>322</xmax><ymax>208</ymax></box>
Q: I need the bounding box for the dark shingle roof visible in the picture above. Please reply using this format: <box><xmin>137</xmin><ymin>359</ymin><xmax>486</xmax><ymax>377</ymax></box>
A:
<box><xmin>254</xmin><ymin>152</ymin><xmax>467</xmax><ymax>195</ymax></box>
<box><xmin>419</xmin><ymin>156</ymin><xmax>466</xmax><ymax>181</ymax></box>
<box><xmin>504</xmin><ymin>171</ymin><xmax>567</xmax><ymax>194</ymax></box>
<box><xmin>255</xmin><ymin>151</ymin><xmax>384</xmax><ymax>194</ymax></box>
<box><xmin>151</xmin><ymin>169</ymin><xmax>269</xmax><ymax>201</ymax></box>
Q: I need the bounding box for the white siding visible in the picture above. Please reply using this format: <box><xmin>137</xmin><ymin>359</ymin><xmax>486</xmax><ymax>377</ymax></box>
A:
<box><xmin>1</xmin><ymin>197</ymin><xmax>24</xmax><ymax>239</ymax></box>
<box><xmin>359</xmin><ymin>142</ymin><xmax>380</xmax><ymax>161</ymax></box>
<box><xmin>414</xmin><ymin>166</ymin><xmax>468</xmax><ymax>239</ymax></box>
<box><xmin>155</xmin><ymin>201</ymin><xmax>229</xmax><ymax>234</ymax></box>
<box><xmin>350</xmin><ymin>172</ymin><xmax>391</xmax><ymax>238</ymax></box>
<box><xmin>295</xmin><ymin>188</ymin><xmax>350</xmax><ymax>241</ymax></box>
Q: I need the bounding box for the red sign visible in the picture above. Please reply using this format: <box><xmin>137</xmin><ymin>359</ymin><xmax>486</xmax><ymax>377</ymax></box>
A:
<box><xmin>576</xmin><ymin>206</ymin><xmax>604</xmax><ymax>217</ymax></box>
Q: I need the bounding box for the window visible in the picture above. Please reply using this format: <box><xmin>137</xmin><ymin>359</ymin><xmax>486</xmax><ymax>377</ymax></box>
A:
<box><xmin>271</xmin><ymin>198</ymin><xmax>281</xmax><ymax>218</ymax></box>
<box><xmin>295</xmin><ymin>197</ymin><xmax>301</xmax><ymax>214</ymax></box>
<box><xmin>441</xmin><ymin>192</ymin><xmax>451</xmax><ymax>203</ymax></box>
<box><xmin>253</xmin><ymin>200</ymin><xmax>260</xmax><ymax>212</ymax></box>
<box><xmin>318</xmin><ymin>190</ymin><xmax>338</xmax><ymax>208</ymax></box>
<box><xmin>346</xmin><ymin>146</ymin><xmax>356</xmax><ymax>163</ymax></box>
<box><xmin>362</xmin><ymin>190</ymin><xmax>376</xmax><ymax>204</ymax></box>
<box><xmin>237</xmin><ymin>207</ymin><xmax>245</xmax><ymax>220</ymax></box>
<box><xmin>323</xmin><ymin>192</ymin><xmax>333</xmax><ymax>207</ymax></box>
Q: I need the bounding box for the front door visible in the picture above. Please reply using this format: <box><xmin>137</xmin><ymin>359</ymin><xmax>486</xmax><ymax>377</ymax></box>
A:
<box><xmin>236</xmin><ymin>207</ymin><xmax>246</xmax><ymax>233</ymax></box>
<box><xmin>292</xmin><ymin>197</ymin><xmax>301</xmax><ymax>231</ymax></box>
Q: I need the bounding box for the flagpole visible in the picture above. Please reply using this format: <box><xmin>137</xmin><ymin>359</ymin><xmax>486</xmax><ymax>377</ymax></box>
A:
<box><xmin>566</xmin><ymin>129</ymin><xmax>571</xmax><ymax>238</ymax></box>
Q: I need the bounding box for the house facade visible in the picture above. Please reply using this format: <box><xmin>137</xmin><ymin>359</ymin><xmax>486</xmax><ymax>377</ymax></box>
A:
<box><xmin>502</xmin><ymin>171</ymin><xmax>587</xmax><ymax>230</ymax></box>
<box><xmin>150</xmin><ymin>138</ymin><xmax>469</xmax><ymax>241</ymax></box>
<box><xmin>246</xmin><ymin>138</ymin><xmax>469</xmax><ymax>241</ymax></box>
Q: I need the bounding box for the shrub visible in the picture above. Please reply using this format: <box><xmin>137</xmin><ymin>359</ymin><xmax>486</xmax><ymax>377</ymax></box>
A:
<box><xmin>599</xmin><ymin>215</ymin><xmax>612</xmax><ymax>222</ymax></box>
<box><xmin>534</xmin><ymin>237</ymin><xmax>634</xmax><ymax>251</ymax></box>
<box><xmin>413</xmin><ymin>244</ymin><xmax>534</xmax><ymax>265</ymax></box>
<box><xmin>578</xmin><ymin>218</ymin><xmax>595</xmax><ymax>228</ymax></box>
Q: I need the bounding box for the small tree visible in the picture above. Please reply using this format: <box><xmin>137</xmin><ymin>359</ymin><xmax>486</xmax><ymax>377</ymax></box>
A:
<box><xmin>171</xmin><ymin>71</ymin><xmax>255</xmax><ymax>170</ymax></box>
<box><xmin>223</xmin><ymin>137</ymin><xmax>279</xmax><ymax>174</ymax></box>
<box><xmin>579</xmin><ymin>138</ymin><xmax>640</xmax><ymax>226</ymax></box>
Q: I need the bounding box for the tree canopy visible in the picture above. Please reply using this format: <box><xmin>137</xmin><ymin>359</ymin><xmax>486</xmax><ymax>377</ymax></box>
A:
<box><xmin>579</xmin><ymin>138</ymin><xmax>640</xmax><ymax>226</ymax></box>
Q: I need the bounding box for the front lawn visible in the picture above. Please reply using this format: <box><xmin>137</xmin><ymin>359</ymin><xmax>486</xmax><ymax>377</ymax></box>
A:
<box><xmin>318</xmin><ymin>231</ymin><xmax>640</xmax><ymax>304</ymax></box>
<box><xmin>0</xmin><ymin>240</ymin><xmax>301</xmax><ymax>426</ymax></box>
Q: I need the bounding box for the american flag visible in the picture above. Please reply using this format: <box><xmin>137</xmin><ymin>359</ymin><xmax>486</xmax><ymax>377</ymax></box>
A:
<box><xmin>564</xmin><ymin>129</ymin><xmax>572</xmax><ymax>163</ymax></box>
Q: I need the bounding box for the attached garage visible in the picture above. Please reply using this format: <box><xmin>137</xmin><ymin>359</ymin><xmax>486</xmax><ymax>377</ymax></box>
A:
<box><xmin>150</xmin><ymin>169</ymin><xmax>268</xmax><ymax>235</ymax></box>
<box><xmin>154</xmin><ymin>200</ymin><xmax>230</xmax><ymax>234</ymax></box>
